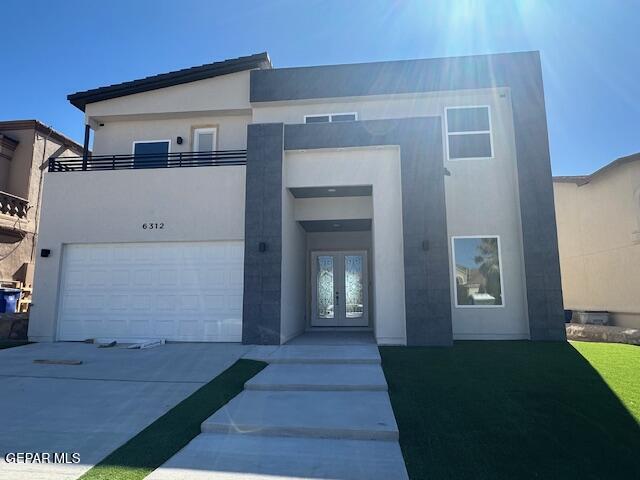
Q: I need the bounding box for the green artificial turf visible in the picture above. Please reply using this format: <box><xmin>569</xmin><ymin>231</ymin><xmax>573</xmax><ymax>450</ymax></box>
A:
<box><xmin>80</xmin><ymin>359</ymin><xmax>266</xmax><ymax>480</ymax></box>
<box><xmin>380</xmin><ymin>341</ymin><xmax>640</xmax><ymax>480</ymax></box>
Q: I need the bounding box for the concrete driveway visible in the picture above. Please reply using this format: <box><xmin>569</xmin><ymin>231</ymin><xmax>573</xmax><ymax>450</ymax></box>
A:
<box><xmin>0</xmin><ymin>342</ymin><xmax>247</xmax><ymax>480</ymax></box>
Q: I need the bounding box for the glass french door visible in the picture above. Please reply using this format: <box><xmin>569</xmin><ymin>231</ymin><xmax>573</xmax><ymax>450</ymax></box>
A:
<box><xmin>311</xmin><ymin>251</ymin><xmax>368</xmax><ymax>327</ymax></box>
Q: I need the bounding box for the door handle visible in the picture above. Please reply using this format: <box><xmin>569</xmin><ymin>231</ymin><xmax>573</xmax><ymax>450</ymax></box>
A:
<box><xmin>335</xmin><ymin>291</ymin><xmax>339</xmax><ymax>306</ymax></box>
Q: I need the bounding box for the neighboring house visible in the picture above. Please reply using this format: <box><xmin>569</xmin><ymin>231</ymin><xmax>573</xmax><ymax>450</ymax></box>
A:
<box><xmin>554</xmin><ymin>153</ymin><xmax>640</xmax><ymax>328</ymax></box>
<box><xmin>0</xmin><ymin>120</ymin><xmax>83</xmax><ymax>292</ymax></box>
<box><xmin>28</xmin><ymin>51</ymin><xmax>565</xmax><ymax>345</ymax></box>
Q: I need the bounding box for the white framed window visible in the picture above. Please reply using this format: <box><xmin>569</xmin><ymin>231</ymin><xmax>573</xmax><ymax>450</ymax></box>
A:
<box><xmin>304</xmin><ymin>112</ymin><xmax>358</xmax><ymax>124</ymax></box>
<box><xmin>445</xmin><ymin>106</ymin><xmax>493</xmax><ymax>160</ymax></box>
<box><xmin>451</xmin><ymin>235</ymin><xmax>505</xmax><ymax>308</ymax></box>
<box><xmin>132</xmin><ymin>140</ymin><xmax>171</xmax><ymax>168</ymax></box>
<box><xmin>193</xmin><ymin>127</ymin><xmax>218</xmax><ymax>152</ymax></box>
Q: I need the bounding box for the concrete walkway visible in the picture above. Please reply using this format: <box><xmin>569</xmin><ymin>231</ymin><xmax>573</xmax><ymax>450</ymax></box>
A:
<box><xmin>0</xmin><ymin>342</ymin><xmax>247</xmax><ymax>480</ymax></box>
<box><xmin>149</xmin><ymin>333</ymin><xmax>408</xmax><ymax>479</ymax></box>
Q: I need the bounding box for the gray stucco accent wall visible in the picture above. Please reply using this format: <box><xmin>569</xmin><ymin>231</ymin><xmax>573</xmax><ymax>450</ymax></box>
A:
<box><xmin>284</xmin><ymin>118</ymin><xmax>452</xmax><ymax>346</ymax></box>
<box><xmin>251</xmin><ymin>51</ymin><xmax>566</xmax><ymax>341</ymax></box>
<box><xmin>242</xmin><ymin>123</ymin><xmax>284</xmax><ymax>344</ymax></box>
<box><xmin>506</xmin><ymin>57</ymin><xmax>566</xmax><ymax>341</ymax></box>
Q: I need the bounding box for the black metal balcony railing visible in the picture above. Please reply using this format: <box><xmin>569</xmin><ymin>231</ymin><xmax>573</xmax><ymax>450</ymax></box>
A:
<box><xmin>0</xmin><ymin>191</ymin><xmax>29</xmax><ymax>218</ymax></box>
<box><xmin>48</xmin><ymin>150</ymin><xmax>247</xmax><ymax>172</ymax></box>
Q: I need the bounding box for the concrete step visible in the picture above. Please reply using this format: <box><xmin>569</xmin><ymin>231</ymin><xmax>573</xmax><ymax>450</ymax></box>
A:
<box><xmin>146</xmin><ymin>432</ymin><xmax>409</xmax><ymax>480</ymax></box>
<box><xmin>201</xmin><ymin>390</ymin><xmax>398</xmax><ymax>441</ymax></box>
<box><xmin>243</xmin><ymin>345</ymin><xmax>381</xmax><ymax>364</ymax></box>
<box><xmin>245</xmin><ymin>364</ymin><xmax>388</xmax><ymax>391</ymax></box>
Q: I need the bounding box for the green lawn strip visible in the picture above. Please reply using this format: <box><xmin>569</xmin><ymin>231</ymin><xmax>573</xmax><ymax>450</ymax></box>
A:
<box><xmin>381</xmin><ymin>341</ymin><xmax>640</xmax><ymax>480</ymax></box>
<box><xmin>0</xmin><ymin>340</ymin><xmax>30</xmax><ymax>349</ymax></box>
<box><xmin>80</xmin><ymin>358</ymin><xmax>266</xmax><ymax>480</ymax></box>
<box><xmin>571</xmin><ymin>341</ymin><xmax>640</xmax><ymax>420</ymax></box>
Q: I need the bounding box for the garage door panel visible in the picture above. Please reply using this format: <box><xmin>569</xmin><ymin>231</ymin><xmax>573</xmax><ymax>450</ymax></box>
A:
<box><xmin>134</xmin><ymin>269</ymin><xmax>153</xmax><ymax>286</ymax></box>
<box><xmin>228</xmin><ymin>270</ymin><xmax>244</xmax><ymax>289</ymax></box>
<box><xmin>58</xmin><ymin>242</ymin><xmax>244</xmax><ymax>342</ymax></box>
<box><xmin>109</xmin><ymin>294</ymin><xmax>129</xmax><ymax>311</ymax></box>
<box><xmin>228</xmin><ymin>294</ymin><xmax>243</xmax><ymax>312</ymax></box>
<box><xmin>64</xmin><ymin>270</ymin><xmax>85</xmax><ymax>288</ymax></box>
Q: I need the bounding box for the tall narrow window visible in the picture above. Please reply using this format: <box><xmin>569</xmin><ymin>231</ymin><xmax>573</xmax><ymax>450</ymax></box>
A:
<box><xmin>451</xmin><ymin>236</ymin><xmax>504</xmax><ymax>307</ymax></box>
<box><xmin>194</xmin><ymin>128</ymin><xmax>217</xmax><ymax>152</ymax></box>
<box><xmin>445</xmin><ymin>106</ymin><xmax>493</xmax><ymax>160</ymax></box>
<box><xmin>132</xmin><ymin>140</ymin><xmax>170</xmax><ymax>168</ymax></box>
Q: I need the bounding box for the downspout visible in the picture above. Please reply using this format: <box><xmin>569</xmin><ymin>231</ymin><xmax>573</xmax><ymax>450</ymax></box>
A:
<box><xmin>82</xmin><ymin>124</ymin><xmax>90</xmax><ymax>170</ymax></box>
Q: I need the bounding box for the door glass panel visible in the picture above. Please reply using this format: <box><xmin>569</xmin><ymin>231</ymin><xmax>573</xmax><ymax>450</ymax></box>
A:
<box><xmin>196</xmin><ymin>132</ymin><xmax>214</xmax><ymax>152</ymax></box>
<box><xmin>345</xmin><ymin>255</ymin><xmax>364</xmax><ymax>318</ymax></box>
<box><xmin>317</xmin><ymin>256</ymin><xmax>334</xmax><ymax>319</ymax></box>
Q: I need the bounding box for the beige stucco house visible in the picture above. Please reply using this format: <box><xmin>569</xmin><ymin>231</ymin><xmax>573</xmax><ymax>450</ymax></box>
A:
<box><xmin>554</xmin><ymin>153</ymin><xmax>640</xmax><ymax>328</ymax></box>
<box><xmin>0</xmin><ymin>120</ymin><xmax>83</xmax><ymax>291</ymax></box>
<box><xmin>28</xmin><ymin>51</ymin><xmax>565</xmax><ymax>345</ymax></box>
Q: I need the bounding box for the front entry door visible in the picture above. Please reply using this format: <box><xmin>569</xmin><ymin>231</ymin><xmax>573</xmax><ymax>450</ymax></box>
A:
<box><xmin>311</xmin><ymin>251</ymin><xmax>368</xmax><ymax>327</ymax></box>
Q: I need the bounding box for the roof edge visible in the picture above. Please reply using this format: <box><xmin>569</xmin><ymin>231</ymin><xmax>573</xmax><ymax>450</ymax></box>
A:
<box><xmin>553</xmin><ymin>152</ymin><xmax>640</xmax><ymax>186</ymax></box>
<box><xmin>0</xmin><ymin>120</ymin><xmax>84</xmax><ymax>155</ymax></box>
<box><xmin>257</xmin><ymin>50</ymin><xmax>539</xmax><ymax>74</ymax></box>
<box><xmin>68</xmin><ymin>52</ymin><xmax>271</xmax><ymax>112</ymax></box>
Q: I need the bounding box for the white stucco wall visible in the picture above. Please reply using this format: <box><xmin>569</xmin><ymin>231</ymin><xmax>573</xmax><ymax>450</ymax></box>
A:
<box><xmin>443</xmin><ymin>95</ymin><xmax>529</xmax><ymax>339</ymax></box>
<box><xmin>85</xmin><ymin>70</ymin><xmax>252</xmax><ymax>119</ymax></box>
<box><xmin>29</xmin><ymin>166</ymin><xmax>246</xmax><ymax>341</ymax></box>
<box><xmin>284</xmin><ymin>147</ymin><xmax>406</xmax><ymax>345</ymax></box>
<box><xmin>85</xmin><ymin>69</ymin><xmax>253</xmax><ymax>160</ymax></box>
<box><xmin>91</xmin><ymin>114</ymin><xmax>250</xmax><ymax>156</ymax></box>
<box><xmin>280</xmin><ymin>189</ymin><xmax>307</xmax><ymax>343</ymax></box>
<box><xmin>294</xmin><ymin>196</ymin><xmax>372</xmax><ymax>221</ymax></box>
<box><xmin>252</xmin><ymin>88</ymin><xmax>506</xmax><ymax>125</ymax></box>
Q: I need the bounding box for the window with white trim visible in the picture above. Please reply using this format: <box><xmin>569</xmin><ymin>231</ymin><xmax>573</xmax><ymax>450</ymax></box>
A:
<box><xmin>304</xmin><ymin>113</ymin><xmax>357</xmax><ymax>124</ymax></box>
<box><xmin>445</xmin><ymin>106</ymin><xmax>493</xmax><ymax>160</ymax></box>
<box><xmin>193</xmin><ymin>127</ymin><xmax>217</xmax><ymax>152</ymax></box>
<box><xmin>132</xmin><ymin>140</ymin><xmax>170</xmax><ymax>168</ymax></box>
<box><xmin>451</xmin><ymin>236</ymin><xmax>504</xmax><ymax>307</ymax></box>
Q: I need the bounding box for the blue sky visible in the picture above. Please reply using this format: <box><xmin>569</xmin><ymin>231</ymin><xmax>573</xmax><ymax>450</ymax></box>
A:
<box><xmin>1</xmin><ymin>0</ymin><xmax>638</xmax><ymax>175</ymax></box>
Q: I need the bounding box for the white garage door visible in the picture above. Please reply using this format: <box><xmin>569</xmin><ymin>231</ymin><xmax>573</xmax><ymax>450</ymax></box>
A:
<box><xmin>57</xmin><ymin>242</ymin><xmax>244</xmax><ymax>342</ymax></box>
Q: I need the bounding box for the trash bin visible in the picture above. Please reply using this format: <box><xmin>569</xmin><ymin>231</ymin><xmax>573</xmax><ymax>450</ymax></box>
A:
<box><xmin>0</xmin><ymin>288</ymin><xmax>21</xmax><ymax>313</ymax></box>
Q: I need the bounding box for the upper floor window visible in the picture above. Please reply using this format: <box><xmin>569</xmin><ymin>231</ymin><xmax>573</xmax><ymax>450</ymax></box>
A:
<box><xmin>304</xmin><ymin>113</ymin><xmax>357</xmax><ymax>124</ymax></box>
<box><xmin>132</xmin><ymin>140</ymin><xmax>170</xmax><ymax>168</ymax></box>
<box><xmin>193</xmin><ymin>127</ymin><xmax>217</xmax><ymax>152</ymax></box>
<box><xmin>445</xmin><ymin>106</ymin><xmax>493</xmax><ymax>160</ymax></box>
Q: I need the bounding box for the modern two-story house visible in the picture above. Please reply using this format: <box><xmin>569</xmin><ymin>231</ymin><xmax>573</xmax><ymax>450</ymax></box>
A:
<box><xmin>28</xmin><ymin>51</ymin><xmax>566</xmax><ymax>345</ymax></box>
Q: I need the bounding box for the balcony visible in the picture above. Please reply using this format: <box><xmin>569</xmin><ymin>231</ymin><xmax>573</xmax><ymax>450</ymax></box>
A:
<box><xmin>0</xmin><ymin>191</ymin><xmax>28</xmax><ymax>219</ymax></box>
<box><xmin>48</xmin><ymin>150</ymin><xmax>247</xmax><ymax>172</ymax></box>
